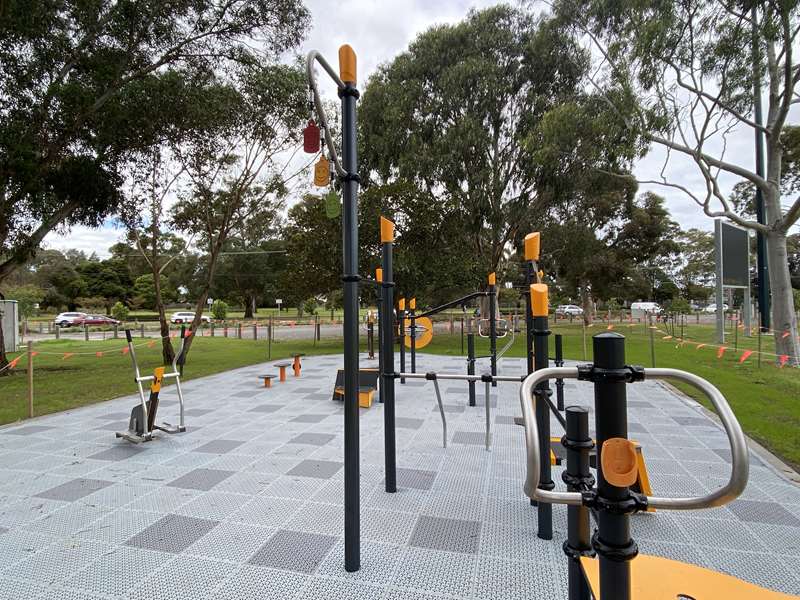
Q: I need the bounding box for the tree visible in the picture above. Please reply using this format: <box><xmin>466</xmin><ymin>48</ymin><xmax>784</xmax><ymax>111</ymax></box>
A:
<box><xmin>77</xmin><ymin>258</ymin><xmax>132</xmax><ymax>313</ymax></box>
<box><xmin>360</xmin><ymin>6</ymin><xmax>591</xmax><ymax>278</ymax></box>
<box><xmin>677</xmin><ymin>229</ymin><xmax>715</xmax><ymax>303</ymax></box>
<box><xmin>1</xmin><ymin>285</ymin><xmax>45</xmax><ymax>319</ymax></box>
<box><xmin>33</xmin><ymin>250</ymin><xmax>86</xmax><ymax>311</ymax></box>
<box><xmin>133</xmin><ymin>274</ymin><xmax>178</xmax><ymax>311</ymax></box>
<box><xmin>554</xmin><ymin>0</ymin><xmax>800</xmax><ymax>363</ymax></box>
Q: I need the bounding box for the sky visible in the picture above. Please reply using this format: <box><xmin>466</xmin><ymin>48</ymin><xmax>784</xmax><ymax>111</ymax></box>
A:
<box><xmin>43</xmin><ymin>0</ymin><xmax>778</xmax><ymax>257</ymax></box>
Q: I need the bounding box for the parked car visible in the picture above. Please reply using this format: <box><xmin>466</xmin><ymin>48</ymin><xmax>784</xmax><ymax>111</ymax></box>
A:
<box><xmin>170</xmin><ymin>311</ymin><xmax>211</xmax><ymax>324</ymax></box>
<box><xmin>556</xmin><ymin>304</ymin><xmax>584</xmax><ymax>316</ymax></box>
<box><xmin>630</xmin><ymin>302</ymin><xmax>662</xmax><ymax>315</ymax></box>
<box><xmin>53</xmin><ymin>312</ymin><xmax>87</xmax><ymax>327</ymax></box>
<box><xmin>703</xmin><ymin>303</ymin><xmax>729</xmax><ymax>313</ymax></box>
<box><xmin>75</xmin><ymin>314</ymin><xmax>120</xmax><ymax>326</ymax></box>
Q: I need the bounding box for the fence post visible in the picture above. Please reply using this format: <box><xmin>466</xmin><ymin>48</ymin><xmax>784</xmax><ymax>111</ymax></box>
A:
<box><xmin>27</xmin><ymin>341</ymin><xmax>34</xmax><ymax>418</ymax></box>
<box><xmin>140</xmin><ymin>323</ymin><xmax>145</xmax><ymax>338</ymax></box>
<box><xmin>113</xmin><ymin>324</ymin><xmax>118</xmax><ymax>339</ymax></box>
<box><xmin>84</xmin><ymin>324</ymin><xmax>89</xmax><ymax>341</ymax></box>
<box><xmin>237</xmin><ymin>323</ymin><xmax>242</xmax><ymax>339</ymax></box>
<box><xmin>55</xmin><ymin>325</ymin><xmax>60</xmax><ymax>340</ymax></box>
<box><xmin>648</xmin><ymin>320</ymin><xmax>656</xmax><ymax>367</ymax></box>
<box><xmin>253</xmin><ymin>324</ymin><xmax>257</xmax><ymax>340</ymax></box>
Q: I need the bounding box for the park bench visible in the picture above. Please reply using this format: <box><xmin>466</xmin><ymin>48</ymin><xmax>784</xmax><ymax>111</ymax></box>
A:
<box><xmin>331</xmin><ymin>368</ymin><xmax>379</xmax><ymax>408</ymax></box>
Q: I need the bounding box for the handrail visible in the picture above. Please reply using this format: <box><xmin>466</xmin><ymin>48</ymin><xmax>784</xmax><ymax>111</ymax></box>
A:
<box><xmin>306</xmin><ymin>50</ymin><xmax>346</xmax><ymax>177</ymax></box>
<box><xmin>518</xmin><ymin>367</ymin><xmax>749</xmax><ymax>511</ymax></box>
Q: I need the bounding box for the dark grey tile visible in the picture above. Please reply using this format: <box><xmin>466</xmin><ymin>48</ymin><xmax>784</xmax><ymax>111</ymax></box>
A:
<box><xmin>445</xmin><ymin>387</ymin><xmax>469</xmax><ymax>395</ymax></box>
<box><xmin>193</xmin><ymin>440</ymin><xmax>245</xmax><ymax>454</ymax></box>
<box><xmin>395</xmin><ymin>468</ymin><xmax>436</xmax><ymax>491</ymax></box>
<box><xmin>627</xmin><ymin>401</ymin><xmax>653</xmax><ymax>408</ymax></box>
<box><xmin>288</xmin><ymin>433</ymin><xmax>335</xmax><ymax>446</ymax></box>
<box><xmin>249</xmin><ymin>529</ymin><xmax>337</xmax><ymax>573</ymax></box>
<box><xmin>232</xmin><ymin>390</ymin><xmax>261</xmax><ymax>399</ymax></box>
<box><xmin>472</xmin><ymin>396</ymin><xmax>498</xmax><ymax>408</ymax></box>
<box><xmin>167</xmin><ymin>468</ymin><xmax>234</xmax><ymax>491</ymax></box>
<box><xmin>494</xmin><ymin>415</ymin><xmax>517</xmax><ymax>425</ymax></box>
<box><xmin>395</xmin><ymin>418</ymin><xmax>424</xmax><ymax>430</ymax></box>
<box><xmin>89</xmin><ymin>445</ymin><xmax>146</xmax><ymax>461</ymax></box>
<box><xmin>35</xmin><ymin>478</ymin><xmax>113</xmax><ymax>502</ymax></box>
<box><xmin>712</xmin><ymin>448</ymin><xmax>764</xmax><ymax>467</ymax></box>
<box><xmin>672</xmin><ymin>416</ymin><xmax>713</xmax><ymax>427</ymax></box>
<box><xmin>184</xmin><ymin>408</ymin><xmax>215</xmax><ymax>417</ymax></box>
<box><xmin>303</xmin><ymin>393</ymin><xmax>331</xmax><ymax>401</ymax></box>
<box><xmin>249</xmin><ymin>404</ymin><xmax>283</xmax><ymax>413</ymax></box>
<box><xmin>98</xmin><ymin>412</ymin><xmax>132</xmax><ymax>420</ymax></box>
<box><xmin>286</xmin><ymin>460</ymin><xmax>342</xmax><ymax>479</ymax></box>
<box><xmin>293</xmin><ymin>387</ymin><xmax>323</xmax><ymax>394</ymax></box>
<box><xmin>452</xmin><ymin>431</ymin><xmax>485</xmax><ymax>446</ymax></box>
<box><xmin>290</xmin><ymin>414</ymin><xmax>328</xmax><ymax>424</ymax></box>
<box><xmin>409</xmin><ymin>515</ymin><xmax>480</xmax><ymax>554</ymax></box>
<box><xmin>400</xmin><ymin>381</ymin><xmax>426</xmax><ymax>387</ymax></box>
<box><xmin>92</xmin><ymin>421</ymin><xmax>128</xmax><ymax>432</ymax></box>
<box><xmin>6</xmin><ymin>425</ymin><xmax>55</xmax><ymax>435</ymax></box>
<box><xmin>728</xmin><ymin>500</ymin><xmax>800</xmax><ymax>527</ymax></box>
<box><xmin>126</xmin><ymin>514</ymin><xmax>218</xmax><ymax>553</ymax></box>
<box><xmin>432</xmin><ymin>404</ymin><xmax>465</xmax><ymax>414</ymax></box>
<box><xmin>628</xmin><ymin>422</ymin><xmax>647</xmax><ymax>433</ymax></box>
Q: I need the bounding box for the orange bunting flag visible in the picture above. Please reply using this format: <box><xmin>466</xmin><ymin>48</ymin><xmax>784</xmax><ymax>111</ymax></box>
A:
<box><xmin>716</xmin><ymin>346</ymin><xmax>728</xmax><ymax>359</ymax></box>
<box><xmin>696</xmin><ymin>343</ymin><xmax>706</xmax><ymax>350</ymax></box>
<box><xmin>185</xmin><ymin>331</ymin><xmax>193</xmax><ymax>338</ymax></box>
<box><xmin>8</xmin><ymin>357</ymin><xmax>21</xmax><ymax>369</ymax></box>
<box><xmin>662</xmin><ymin>335</ymin><xmax>673</xmax><ymax>340</ymax></box>
<box><xmin>147</xmin><ymin>340</ymin><xmax>156</xmax><ymax>348</ymax></box>
<box><xmin>738</xmin><ymin>350</ymin><xmax>753</xmax><ymax>364</ymax></box>
<box><xmin>779</xmin><ymin>354</ymin><xmax>789</xmax><ymax>367</ymax></box>
<box><xmin>587</xmin><ymin>324</ymin><xmax>594</xmax><ymax>328</ymax></box>
<box><xmin>95</xmin><ymin>351</ymin><xmax>104</xmax><ymax>358</ymax></box>
<box><xmin>121</xmin><ymin>347</ymin><xmax>129</xmax><ymax>355</ymax></box>
<box><xmin>30</xmin><ymin>351</ymin><xmax>38</xmax><ymax>358</ymax></box>
<box><xmin>606</xmin><ymin>324</ymin><xmax>614</xmax><ymax>330</ymax></box>
<box><xmin>62</xmin><ymin>353</ymin><xmax>74</xmax><ymax>361</ymax></box>
<box><xmin>782</xmin><ymin>331</ymin><xmax>790</xmax><ymax>339</ymax></box>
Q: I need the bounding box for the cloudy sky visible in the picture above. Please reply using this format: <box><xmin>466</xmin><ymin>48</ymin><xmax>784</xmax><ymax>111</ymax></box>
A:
<box><xmin>44</xmin><ymin>0</ymin><xmax>776</xmax><ymax>257</ymax></box>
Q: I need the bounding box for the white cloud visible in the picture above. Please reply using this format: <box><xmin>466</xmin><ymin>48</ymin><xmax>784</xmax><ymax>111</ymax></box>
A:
<box><xmin>44</xmin><ymin>224</ymin><xmax>125</xmax><ymax>258</ymax></box>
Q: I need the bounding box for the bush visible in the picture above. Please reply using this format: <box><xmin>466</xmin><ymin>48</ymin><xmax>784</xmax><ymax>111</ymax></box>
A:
<box><xmin>111</xmin><ymin>301</ymin><xmax>129</xmax><ymax>322</ymax></box>
<box><xmin>2</xmin><ymin>285</ymin><xmax>44</xmax><ymax>318</ymax></box>
<box><xmin>210</xmin><ymin>299</ymin><xmax>229</xmax><ymax>320</ymax></box>
<box><xmin>302</xmin><ymin>297</ymin><xmax>318</xmax><ymax>316</ymax></box>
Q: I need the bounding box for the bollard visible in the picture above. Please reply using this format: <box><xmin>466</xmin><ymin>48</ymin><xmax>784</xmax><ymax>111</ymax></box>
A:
<box><xmin>467</xmin><ymin>332</ymin><xmax>476</xmax><ymax>407</ymax></box>
<box><xmin>367</xmin><ymin>321</ymin><xmax>374</xmax><ymax>358</ymax></box>
<box><xmin>316</xmin><ymin>317</ymin><xmax>321</xmax><ymax>342</ymax></box>
<box><xmin>563</xmin><ymin>406</ymin><xmax>594</xmax><ymax>600</ymax></box>
<box><xmin>224</xmin><ymin>324</ymin><xmax>228</xmax><ymax>338</ymax></box>
<box><xmin>531</xmin><ymin>283</ymin><xmax>553</xmax><ymax>540</ymax></box>
<box><xmin>253</xmin><ymin>324</ymin><xmax>257</xmax><ymax>340</ymax></box>
<box><xmin>140</xmin><ymin>323</ymin><xmax>145</xmax><ymax>338</ymax></box>
<box><xmin>555</xmin><ymin>334</ymin><xmax>565</xmax><ymax>411</ymax></box>
<box><xmin>55</xmin><ymin>325</ymin><xmax>60</xmax><ymax>340</ymax></box>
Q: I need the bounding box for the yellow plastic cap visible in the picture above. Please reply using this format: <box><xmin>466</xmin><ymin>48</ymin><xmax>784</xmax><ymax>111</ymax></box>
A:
<box><xmin>530</xmin><ymin>283</ymin><xmax>548</xmax><ymax>317</ymax></box>
<box><xmin>409</xmin><ymin>298</ymin><xmax>416</xmax><ymax>310</ymax></box>
<box><xmin>601</xmin><ymin>438</ymin><xmax>639</xmax><ymax>488</ymax></box>
<box><xmin>398</xmin><ymin>298</ymin><xmax>405</xmax><ymax>310</ymax></box>
<box><xmin>151</xmin><ymin>366</ymin><xmax>165</xmax><ymax>393</ymax></box>
<box><xmin>488</xmin><ymin>272</ymin><xmax>496</xmax><ymax>286</ymax></box>
<box><xmin>380</xmin><ymin>216</ymin><xmax>395</xmax><ymax>243</ymax></box>
<box><xmin>524</xmin><ymin>232</ymin><xmax>541</xmax><ymax>261</ymax></box>
<box><xmin>339</xmin><ymin>44</ymin><xmax>357</xmax><ymax>85</ymax></box>
<box><xmin>376</xmin><ymin>267</ymin><xmax>383</xmax><ymax>283</ymax></box>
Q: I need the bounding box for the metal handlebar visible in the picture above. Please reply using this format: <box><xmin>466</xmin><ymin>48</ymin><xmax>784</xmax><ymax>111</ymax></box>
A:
<box><xmin>306</xmin><ymin>50</ymin><xmax>347</xmax><ymax>178</ymax></box>
<box><xmin>518</xmin><ymin>366</ymin><xmax>749</xmax><ymax>511</ymax></box>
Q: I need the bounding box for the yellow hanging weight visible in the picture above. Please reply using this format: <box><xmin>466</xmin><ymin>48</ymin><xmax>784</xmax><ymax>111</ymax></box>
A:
<box><xmin>314</xmin><ymin>156</ymin><xmax>330</xmax><ymax>187</ymax></box>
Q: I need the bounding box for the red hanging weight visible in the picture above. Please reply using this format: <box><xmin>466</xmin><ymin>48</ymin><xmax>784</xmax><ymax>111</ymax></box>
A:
<box><xmin>303</xmin><ymin>119</ymin><xmax>320</xmax><ymax>153</ymax></box>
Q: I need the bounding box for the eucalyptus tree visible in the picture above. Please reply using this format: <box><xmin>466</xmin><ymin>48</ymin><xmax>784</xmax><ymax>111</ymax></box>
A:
<box><xmin>553</xmin><ymin>0</ymin><xmax>800</xmax><ymax>363</ymax></box>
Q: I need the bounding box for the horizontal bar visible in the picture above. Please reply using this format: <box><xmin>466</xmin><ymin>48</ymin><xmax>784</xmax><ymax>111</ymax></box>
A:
<box><xmin>396</xmin><ymin>372</ymin><xmax>524</xmax><ymax>383</ymax></box>
<box><xmin>413</xmin><ymin>291</ymin><xmax>489</xmax><ymax>319</ymax></box>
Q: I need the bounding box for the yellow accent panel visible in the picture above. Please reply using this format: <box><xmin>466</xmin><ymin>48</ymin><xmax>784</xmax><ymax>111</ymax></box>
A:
<box><xmin>314</xmin><ymin>157</ymin><xmax>330</xmax><ymax>187</ymax></box>
<box><xmin>339</xmin><ymin>44</ymin><xmax>357</xmax><ymax>84</ymax></box>
<box><xmin>524</xmin><ymin>232</ymin><xmax>540</xmax><ymax>261</ymax></box>
<box><xmin>530</xmin><ymin>284</ymin><xmax>548</xmax><ymax>317</ymax></box>
<box><xmin>376</xmin><ymin>267</ymin><xmax>383</xmax><ymax>283</ymax></box>
<box><xmin>409</xmin><ymin>298</ymin><xmax>416</xmax><ymax>310</ymax></box>
<box><xmin>404</xmin><ymin>316</ymin><xmax>433</xmax><ymax>349</ymax></box>
<box><xmin>632</xmin><ymin>442</ymin><xmax>655</xmax><ymax>512</ymax></box>
<box><xmin>150</xmin><ymin>367</ymin><xmax>165</xmax><ymax>393</ymax></box>
<box><xmin>380</xmin><ymin>216</ymin><xmax>394</xmax><ymax>243</ymax></box>
<box><xmin>488</xmin><ymin>272</ymin><xmax>496</xmax><ymax>286</ymax></box>
<box><xmin>398</xmin><ymin>298</ymin><xmax>405</xmax><ymax>310</ymax></box>
<box><xmin>580</xmin><ymin>554</ymin><xmax>797</xmax><ymax>599</ymax></box>
<box><xmin>358</xmin><ymin>389</ymin><xmax>374</xmax><ymax>408</ymax></box>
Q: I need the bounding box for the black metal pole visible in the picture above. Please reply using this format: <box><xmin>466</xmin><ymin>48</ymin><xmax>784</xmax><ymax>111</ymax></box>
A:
<box><xmin>525</xmin><ymin>262</ymin><xmax>535</xmax><ymax>375</ymax></box>
<box><xmin>410</xmin><ymin>300</ymin><xmax>416</xmax><ymax>374</ymax></box>
<box><xmin>752</xmin><ymin>6</ymin><xmax>770</xmax><ymax>332</ymax></box>
<box><xmin>380</xmin><ymin>220</ymin><xmax>396</xmax><ymax>493</ymax></box>
<box><xmin>532</xmin><ymin>285</ymin><xmax>553</xmax><ymax>540</ymax></box>
<box><xmin>338</xmin><ymin>50</ymin><xmax>360</xmax><ymax>573</ymax></box>
<box><xmin>489</xmin><ymin>274</ymin><xmax>497</xmax><ymax>387</ymax></box>
<box><xmin>563</xmin><ymin>406</ymin><xmax>594</xmax><ymax>600</ymax></box>
<box><xmin>367</xmin><ymin>321</ymin><xmax>374</xmax><ymax>359</ymax></box>
<box><xmin>376</xmin><ymin>270</ymin><xmax>384</xmax><ymax>405</ymax></box>
<box><xmin>467</xmin><ymin>331</ymin><xmax>476</xmax><ymax>407</ymax></box>
<box><xmin>592</xmin><ymin>332</ymin><xmax>634</xmax><ymax>600</ymax></box>
<box><xmin>399</xmin><ymin>299</ymin><xmax>406</xmax><ymax>384</ymax></box>
<box><xmin>555</xmin><ymin>333</ymin><xmax>564</xmax><ymax>411</ymax></box>
<box><xmin>179</xmin><ymin>325</ymin><xmax>186</xmax><ymax>377</ymax></box>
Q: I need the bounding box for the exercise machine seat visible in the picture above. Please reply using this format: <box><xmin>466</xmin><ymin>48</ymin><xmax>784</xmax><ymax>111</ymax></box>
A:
<box><xmin>580</xmin><ymin>554</ymin><xmax>797</xmax><ymax>599</ymax></box>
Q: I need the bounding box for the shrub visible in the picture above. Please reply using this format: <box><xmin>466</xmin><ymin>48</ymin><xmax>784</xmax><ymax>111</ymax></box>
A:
<box><xmin>111</xmin><ymin>301</ymin><xmax>129</xmax><ymax>322</ymax></box>
<box><xmin>210</xmin><ymin>299</ymin><xmax>229</xmax><ymax>320</ymax></box>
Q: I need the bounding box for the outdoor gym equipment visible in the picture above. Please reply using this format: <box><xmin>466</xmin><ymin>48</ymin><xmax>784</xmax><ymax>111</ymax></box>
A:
<box><xmin>306</xmin><ymin>44</ymin><xmax>361</xmax><ymax>572</ymax></box>
<box><xmin>516</xmin><ymin>331</ymin><xmax>788</xmax><ymax>600</ymax></box>
<box><xmin>116</xmin><ymin>329</ymin><xmax>186</xmax><ymax>444</ymax></box>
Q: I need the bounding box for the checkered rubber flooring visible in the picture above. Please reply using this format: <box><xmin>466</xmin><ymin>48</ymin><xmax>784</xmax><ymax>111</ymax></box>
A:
<box><xmin>1</xmin><ymin>353</ymin><xmax>799</xmax><ymax>599</ymax></box>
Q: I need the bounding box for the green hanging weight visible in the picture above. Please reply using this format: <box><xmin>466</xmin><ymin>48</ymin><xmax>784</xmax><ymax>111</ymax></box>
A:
<box><xmin>325</xmin><ymin>190</ymin><xmax>341</xmax><ymax>218</ymax></box>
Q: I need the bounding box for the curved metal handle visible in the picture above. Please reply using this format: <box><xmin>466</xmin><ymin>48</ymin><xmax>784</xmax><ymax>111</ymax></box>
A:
<box><xmin>306</xmin><ymin>50</ymin><xmax>347</xmax><ymax>177</ymax></box>
<box><xmin>643</xmin><ymin>368</ymin><xmax>748</xmax><ymax>509</ymax></box>
<box><xmin>518</xmin><ymin>367</ymin><xmax>749</xmax><ymax>511</ymax></box>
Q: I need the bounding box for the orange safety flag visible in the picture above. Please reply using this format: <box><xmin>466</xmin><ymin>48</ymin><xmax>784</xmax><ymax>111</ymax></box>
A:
<box><xmin>96</xmin><ymin>351</ymin><xmax>104</xmax><ymax>358</ymax></box>
<box><xmin>62</xmin><ymin>353</ymin><xmax>74</xmax><ymax>361</ymax></box>
<box><xmin>121</xmin><ymin>347</ymin><xmax>130</xmax><ymax>355</ymax></box>
<box><xmin>30</xmin><ymin>351</ymin><xmax>38</xmax><ymax>358</ymax></box>
<box><xmin>8</xmin><ymin>357</ymin><xmax>21</xmax><ymax>369</ymax></box>
<box><xmin>607</xmin><ymin>324</ymin><xmax>614</xmax><ymax>330</ymax></box>
<box><xmin>696</xmin><ymin>343</ymin><xmax>706</xmax><ymax>350</ymax></box>
<box><xmin>716</xmin><ymin>346</ymin><xmax>728</xmax><ymax>359</ymax></box>
<box><xmin>185</xmin><ymin>331</ymin><xmax>193</xmax><ymax>338</ymax></box>
<box><xmin>779</xmin><ymin>354</ymin><xmax>789</xmax><ymax>367</ymax></box>
<box><xmin>147</xmin><ymin>340</ymin><xmax>156</xmax><ymax>348</ymax></box>
<box><xmin>782</xmin><ymin>331</ymin><xmax>790</xmax><ymax>339</ymax></box>
<box><xmin>738</xmin><ymin>350</ymin><xmax>753</xmax><ymax>364</ymax></box>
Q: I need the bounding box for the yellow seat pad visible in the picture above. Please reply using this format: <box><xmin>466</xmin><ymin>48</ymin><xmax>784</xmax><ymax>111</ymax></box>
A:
<box><xmin>580</xmin><ymin>554</ymin><xmax>798</xmax><ymax>599</ymax></box>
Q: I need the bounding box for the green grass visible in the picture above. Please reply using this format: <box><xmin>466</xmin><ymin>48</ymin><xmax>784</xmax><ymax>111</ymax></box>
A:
<box><xmin>2</xmin><ymin>321</ymin><xmax>798</xmax><ymax>471</ymax></box>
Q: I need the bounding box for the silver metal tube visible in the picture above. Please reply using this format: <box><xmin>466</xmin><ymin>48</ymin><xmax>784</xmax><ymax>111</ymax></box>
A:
<box><xmin>395</xmin><ymin>372</ymin><xmax>521</xmax><ymax>383</ymax></box>
<box><xmin>306</xmin><ymin>50</ymin><xmax>347</xmax><ymax>177</ymax></box>
<box><xmin>172</xmin><ymin>337</ymin><xmax>187</xmax><ymax>428</ymax></box>
<box><xmin>644</xmin><ymin>368</ymin><xmax>749</xmax><ymax>509</ymax></box>
<box><xmin>484</xmin><ymin>380</ymin><xmax>491</xmax><ymax>451</ymax></box>
<box><xmin>519</xmin><ymin>368</ymin><xmax>583</xmax><ymax>505</ymax></box>
<box><xmin>432</xmin><ymin>378</ymin><xmax>447</xmax><ymax>448</ymax></box>
<box><xmin>127</xmin><ymin>337</ymin><xmax>150</xmax><ymax>437</ymax></box>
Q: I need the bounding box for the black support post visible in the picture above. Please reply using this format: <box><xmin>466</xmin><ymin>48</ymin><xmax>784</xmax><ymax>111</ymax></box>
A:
<box><xmin>563</xmin><ymin>406</ymin><xmax>594</xmax><ymax>600</ymax></box>
<box><xmin>379</xmin><ymin>221</ymin><xmax>396</xmax><ymax>494</ymax></box>
<box><xmin>467</xmin><ymin>331</ymin><xmax>476</xmax><ymax>407</ymax></box>
<box><xmin>555</xmin><ymin>333</ymin><xmax>565</xmax><ymax>411</ymax></box>
<box><xmin>399</xmin><ymin>299</ymin><xmax>406</xmax><ymax>384</ymax></box>
<box><xmin>525</xmin><ymin>263</ymin><xmax>535</xmax><ymax>375</ymax></box>
<box><xmin>592</xmin><ymin>332</ymin><xmax>635</xmax><ymax>600</ymax></box>
<box><xmin>410</xmin><ymin>300</ymin><xmax>416</xmax><ymax>374</ymax></box>
<box><xmin>533</xmin><ymin>309</ymin><xmax>553</xmax><ymax>539</ymax></box>
<box><xmin>489</xmin><ymin>274</ymin><xmax>497</xmax><ymax>387</ymax></box>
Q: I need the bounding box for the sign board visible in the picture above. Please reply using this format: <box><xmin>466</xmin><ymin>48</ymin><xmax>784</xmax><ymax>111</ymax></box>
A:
<box><xmin>721</xmin><ymin>222</ymin><xmax>750</xmax><ymax>287</ymax></box>
<box><xmin>276</xmin><ymin>299</ymin><xmax>283</xmax><ymax>305</ymax></box>
<box><xmin>207</xmin><ymin>298</ymin><xmax>213</xmax><ymax>306</ymax></box>
<box><xmin>0</xmin><ymin>300</ymin><xmax>19</xmax><ymax>353</ymax></box>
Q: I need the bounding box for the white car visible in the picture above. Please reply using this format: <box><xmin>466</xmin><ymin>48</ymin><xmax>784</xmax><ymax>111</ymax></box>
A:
<box><xmin>170</xmin><ymin>311</ymin><xmax>211</xmax><ymax>324</ymax></box>
<box><xmin>704</xmin><ymin>303</ymin><xmax>729</xmax><ymax>313</ymax></box>
<box><xmin>53</xmin><ymin>312</ymin><xmax>87</xmax><ymax>327</ymax></box>
<box><xmin>630</xmin><ymin>302</ymin><xmax>662</xmax><ymax>315</ymax></box>
<box><xmin>556</xmin><ymin>304</ymin><xmax>584</xmax><ymax>316</ymax></box>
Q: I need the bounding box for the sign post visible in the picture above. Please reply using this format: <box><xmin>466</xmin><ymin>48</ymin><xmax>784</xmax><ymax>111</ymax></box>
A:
<box><xmin>715</xmin><ymin>220</ymin><xmax>752</xmax><ymax>344</ymax></box>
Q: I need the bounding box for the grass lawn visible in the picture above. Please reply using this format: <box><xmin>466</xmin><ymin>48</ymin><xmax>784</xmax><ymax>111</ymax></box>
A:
<box><xmin>2</xmin><ymin>321</ymin><xmax>798</xmax><ymax>471</ymax></box>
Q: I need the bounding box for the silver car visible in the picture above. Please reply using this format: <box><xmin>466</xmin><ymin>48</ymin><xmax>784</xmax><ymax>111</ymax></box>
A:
<box><xmin>54</xmin><ymin>312</ymin><xmax>87</xmax><ymax>327</ymax></box>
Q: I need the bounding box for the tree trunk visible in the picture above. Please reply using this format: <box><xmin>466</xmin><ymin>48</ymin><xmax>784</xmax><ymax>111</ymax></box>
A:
<box><xmin>153</xmin><ymin>272</ymin><xmax>175</xmax><ymax>365</ymax></box>
<box><xmin>580</xmin><ymin>283</ymin><xmax>594</xmax><ymax>326</ymax></box>
<box><xmin>0</xmin><ymin>316</ymin><xmax>8</xmax><ymax>376</ymax></box>
<box><xmin>243</xmin><ymin>295</ymin><xmax>255</xmax><ymax>319</ymax></box>
<box><xmin>766</xmin><ymin>230</ymin><xmax>800</xmax><ymax>365</ymax></box>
